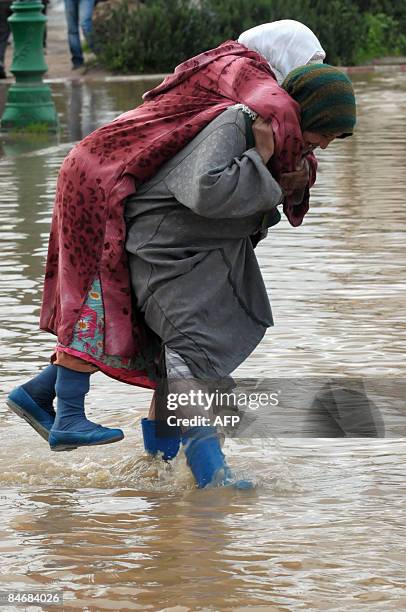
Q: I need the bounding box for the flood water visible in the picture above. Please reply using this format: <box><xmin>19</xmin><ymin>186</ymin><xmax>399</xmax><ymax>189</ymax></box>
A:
<box><xmin>0</xmin><ymin>74</ymin><xmax>405</xmax><ymax>610</ymax></box>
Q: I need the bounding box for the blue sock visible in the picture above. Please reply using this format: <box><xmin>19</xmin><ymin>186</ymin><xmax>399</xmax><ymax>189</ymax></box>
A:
<box><xmin>52</xmin><ymin>366</ymin><xmax>96</xmax><ymax>433</ymax></box>
<box><xmin>22</xmin><ymin>364</ymin><xmax>57</xmax><ymax>416</ymax></box>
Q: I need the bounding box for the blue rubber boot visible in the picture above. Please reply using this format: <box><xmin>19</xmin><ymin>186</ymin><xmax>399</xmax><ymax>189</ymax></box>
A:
<box><xmin>21</xmin><ymin>364</ymin><xmax>57</xmax><ymax>414</ymax></box>
<box><xmin>6</xmin><ymin>365</ymin><xmax>57</xmax><ymax>442</ymax></box>
<box><xmin>141</xmin><ymin>418</ymin><xmax>181</xmax><ymax>461</ymax></box>
<box><xmin>7</xmin><ymin>387</ymin><xmax>55</xmax><ymax>442</ymax></box>
<box><xmin>182</xmin><ymin>426</ymin><xmax>253</xmax><ymax>489</ymax></box>
<box><xmin>48</xmin><ymin>367</ymin><xmax>124</xmax><ymax>452</ymax></box>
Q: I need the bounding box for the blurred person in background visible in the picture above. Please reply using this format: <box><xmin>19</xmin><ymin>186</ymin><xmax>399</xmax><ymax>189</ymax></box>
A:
<box><xmin>0</xmin><ymin>0</ymin><xmax>12</xmax><ymax>78</ymax></box>
<box><xmin>64</xmin><ymin>0</ymin><xmax>95</xmax><ymax>69</ymax></box>
<box><xmin>0</xmin><ymin>0</ymin><xmax>50</xmax><ymax>77</ymax></box>
<box><xmin>42</xmin><ymin>0</ymin><xmax>50</xmax><ymax>51</ymax></box>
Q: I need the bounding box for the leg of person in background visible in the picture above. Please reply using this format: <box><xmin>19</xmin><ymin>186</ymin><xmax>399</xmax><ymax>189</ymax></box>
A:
<box><xmin>0</xmin><ymin>0</ymin><xmax>12</xmax><ymax>79</ymax></box>
<box><xmin>79</xmin><ymin>0</ymin><xmax>95</xmax><ymax>54</ymax></box>
<box><xmin>63</xmin><ymin>0</ymin><xmax>84</xmax><ymax>68</ymax></box>
<box><xmin>42</xmin><ymin>0</ymin><xmax>49</xmax><ymax>50</ymax></box>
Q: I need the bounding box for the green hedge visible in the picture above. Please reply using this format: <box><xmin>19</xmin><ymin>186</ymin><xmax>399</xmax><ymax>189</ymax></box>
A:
<box><xmin>93</xmin><ymin>0</ymin><xmax>218</xmax><ymax>73</ymax></box>
<box><xmin>356</xmin><ymin>12</ymin><xmax>406</xmax><ymax>63</ymax></box>
<box><xmin>93</xmin><ymin>0</ymin><xmax>406</xmax><ymax>73</ymax></box>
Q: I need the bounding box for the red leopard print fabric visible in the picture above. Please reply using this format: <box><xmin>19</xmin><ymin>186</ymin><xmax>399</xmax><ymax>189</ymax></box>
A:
<box><xmin>40</xmin><ymin>41</ymin><xmax>316</xmax><ymax>383</ymax></box>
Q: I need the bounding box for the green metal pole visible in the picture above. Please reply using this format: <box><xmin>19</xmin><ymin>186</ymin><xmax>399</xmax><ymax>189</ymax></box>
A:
<box><xmin>1</xmin><ymin>0</ymin><xmax>58</xmax><ymax>131</ymax></box>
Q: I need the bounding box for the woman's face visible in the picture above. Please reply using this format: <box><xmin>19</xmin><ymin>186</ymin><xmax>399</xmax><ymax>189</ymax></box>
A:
<box><xmin>302</xmin><ymin>131</ymin><xmax>342</xmax><ymax>152</ymax></box>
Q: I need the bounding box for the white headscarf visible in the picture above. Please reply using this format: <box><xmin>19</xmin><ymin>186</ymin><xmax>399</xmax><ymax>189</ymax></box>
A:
<box><xmin>238</xmin><ymin>20</ymin><xmax>325</xmax><ymax>85</ymax></box>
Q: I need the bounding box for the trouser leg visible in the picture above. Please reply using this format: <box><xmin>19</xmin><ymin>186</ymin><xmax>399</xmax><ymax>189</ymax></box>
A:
<box><xmin>42</xmin><ymin>3</ymin><xmax>47</xmax><ymax>48</ymax></box>
<box><xmin>0</xmin><ymin>2</ymin><xmax>12</xmax><ymax>71</ymax></box>
<box><xmin>64</xmin><ymin>0</ymin><xmax>83</xmax><ymax>66</ymax></box>
<box><xmin>79</xmin><ymin>0</ymin><xmax>95</xmax><ymax>52</ymax></box>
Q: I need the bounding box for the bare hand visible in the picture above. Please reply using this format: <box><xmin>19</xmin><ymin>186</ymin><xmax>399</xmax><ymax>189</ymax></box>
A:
<box><xmin>279</xmin><ymin>158</ymin><xmax>310</xmax><ymax>198</ymax></box>
<box><xmin>252</xmin><ymin>116</ymin><xmax>275</xmax><ymax>164</ymax></box>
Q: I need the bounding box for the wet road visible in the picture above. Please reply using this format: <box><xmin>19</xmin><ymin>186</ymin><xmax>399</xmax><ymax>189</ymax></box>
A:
<box><xmin>0</xmin><ymin>73</ymin><xmax>405</xmax><ymax>611</ymax></box>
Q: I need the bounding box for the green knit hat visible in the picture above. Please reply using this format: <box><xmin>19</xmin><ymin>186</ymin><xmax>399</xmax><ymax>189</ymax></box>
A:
<box><xmin>282</xmin><ymin>64</ymin><xmax>356</xmax><ymax>136</ymax></box>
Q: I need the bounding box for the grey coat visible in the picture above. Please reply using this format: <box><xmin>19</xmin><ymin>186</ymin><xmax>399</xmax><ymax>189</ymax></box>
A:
<box><xmin>125</xmin><ymin>105</ymin><xmax>283</xmax><ymax>379</ymax></box>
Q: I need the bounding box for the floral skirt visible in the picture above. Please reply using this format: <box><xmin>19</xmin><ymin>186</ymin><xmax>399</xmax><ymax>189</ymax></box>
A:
<box><xmin>56</xmin><ymin>278</ymin><xmax>156</xmax><ymax>388</ymax></box>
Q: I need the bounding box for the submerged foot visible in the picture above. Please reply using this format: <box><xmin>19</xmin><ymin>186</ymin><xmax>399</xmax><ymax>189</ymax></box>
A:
<box><xmin>182</xmin><ymin>426</ymin><xmax>253</xmax><ymax>489</ymax></box>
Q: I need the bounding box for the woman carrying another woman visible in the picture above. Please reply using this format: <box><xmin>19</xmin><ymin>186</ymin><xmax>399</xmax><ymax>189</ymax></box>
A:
<box><xmin>7</xmin><ymin>21</ymin><xmax>356</xmax><ymax>487</ymax></box>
